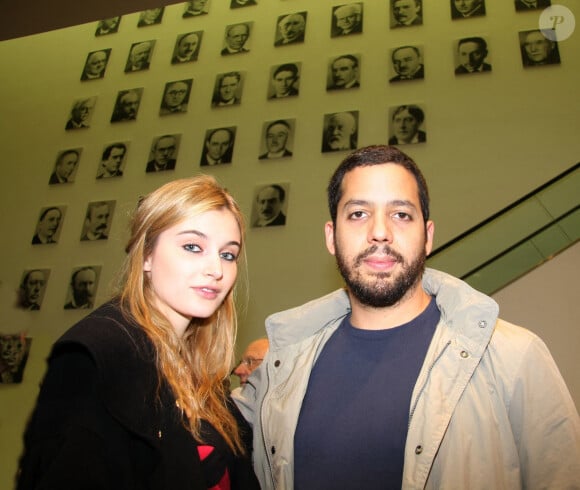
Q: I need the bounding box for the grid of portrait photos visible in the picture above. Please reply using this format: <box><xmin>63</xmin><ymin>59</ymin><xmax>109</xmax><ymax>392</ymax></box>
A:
<box><xmin>23</xmin><ymin>0</ymin><xmax>560</xmax><ymax>313</ymax></box>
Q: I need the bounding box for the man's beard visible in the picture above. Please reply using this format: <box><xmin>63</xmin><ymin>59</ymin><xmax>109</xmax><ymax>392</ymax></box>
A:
<box><xmin>335</xmin><ymin>242</ymin><xmax>426</xmax><ymax>308</ymax></box>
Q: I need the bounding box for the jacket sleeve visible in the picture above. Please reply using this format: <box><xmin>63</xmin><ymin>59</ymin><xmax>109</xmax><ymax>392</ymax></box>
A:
<box><xmin>508</xmin><ymin>334</ymin><xmax>580</xmax><ymax>488</ymax></box>
<box><xmin>16</xmin><ymin>345</ymin><xmax>124</xmax><ymax>490</ymax></box>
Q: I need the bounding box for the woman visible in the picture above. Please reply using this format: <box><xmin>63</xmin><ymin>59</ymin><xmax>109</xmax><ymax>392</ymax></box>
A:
<box><xmin>17</xmin><ymin>176</ymin><xmax>260</xmax><ymax>489</ymax></box>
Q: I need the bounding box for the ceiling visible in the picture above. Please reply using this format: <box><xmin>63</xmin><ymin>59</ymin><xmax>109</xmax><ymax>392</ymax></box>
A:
<box><xmin>0</xmin><ymin>0</ymin><xmax>182</xmax><ymax>42</ymax></box>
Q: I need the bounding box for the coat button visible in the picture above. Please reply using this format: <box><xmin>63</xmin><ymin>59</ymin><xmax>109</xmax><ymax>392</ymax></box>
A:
<box><xmin>478</xmin><ymin>320</ymin><xmax>487</xmax><ymax>328</ymax></box>
<box><xmin>460</xmin><ymin>350</ymin><xmax>469</xmax><ymax>358</ymax></box>
<box><xmin>271</xmin><ymin>446</ymin><xmax>276</xmax><ymax>455</ymax></box>
<box><xmin>274</xmin><ymin>360</ymin><xmax>281</xmax><ymax>367</ymax></box>
<box><xmin>415</xmin><ymin>445</ymin><xmax>423</xmax><ymax>454</ymax></box>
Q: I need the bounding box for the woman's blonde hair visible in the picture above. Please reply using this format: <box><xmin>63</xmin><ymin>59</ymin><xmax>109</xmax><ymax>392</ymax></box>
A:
<box><xmin>118</xmin><ymin>175</ymin><xmax>246</xmax><ymax>453</ymax></box>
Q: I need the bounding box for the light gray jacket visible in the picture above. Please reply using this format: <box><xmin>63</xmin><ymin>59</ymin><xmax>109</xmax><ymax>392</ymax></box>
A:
<box><xmin>234</xmin><ymin>269</ymin><xmax>580</xmax><ymax>489</ymax></box>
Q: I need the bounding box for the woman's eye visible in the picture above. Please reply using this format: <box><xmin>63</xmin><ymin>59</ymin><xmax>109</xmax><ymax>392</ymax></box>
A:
<box><xmin>183</xmin><ymin>243</ymin><xmax>201</xmax><ymax>252</ymax></box>
<box><xmin>220</xmin><ymin>251</ymin><xmax>237</xmax><ymax>262</ymax></box>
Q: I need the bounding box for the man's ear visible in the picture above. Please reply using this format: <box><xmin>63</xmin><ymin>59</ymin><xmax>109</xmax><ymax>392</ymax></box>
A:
<box><xmin>324</xmin><ymin>221</ymin><xmax>336</xmax><ymax>256</ymax></box>
<box><xmin>425</xmin><ymin>220</ymin><xmax>435</xmax><ymax>256</ymax></box>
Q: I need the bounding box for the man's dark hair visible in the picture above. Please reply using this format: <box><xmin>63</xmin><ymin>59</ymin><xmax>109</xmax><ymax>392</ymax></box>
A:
<box><xmin>273</xmin><ymin>63</ymin><xmax>299</xmax><ymax>78</ymax></box>
<box><xmin>327</xmin><ymin>145</ymin><xmax>430</xmax><ymax>225</ymax></box>
<box><xmin>458</xmin><ymin>36</ymin><xmax>487</xmax><ymax>53</ymax></box>
<box><xmin>39</xmin><ymin>206</ymin><xmax>62</xmax><ymax>222</ymax></box>
<box><xmin>333</xmin><ymin>54</ymin><xmax>359</xmax><ymax>69</ymax></box>
<box><xmin>392</xmin><ymin>104</ymin><xmax>425</xmax><ymax>124</ymax></box>
<box><xmin>102</xmin><ymin>142</ymin><xmax>127</xmax><ymax>160</ymax></box>
<box><xmin>57</xmin><ymin>149</ymin><xmax>80</xmax><ymax>164</ymax></box>
<box><xmin>71</xmin><ymin>266</ymin><xmax>96</xmax><ymax>287</ymax></box>
<box><xmin>219</xmin><ymin>71</ymin><xmax>241</xmax><ymax>86</ymax></box>
<box><xmin>266</xmin><ymin>119</ymin><xmax>291</xmax><ymax>133</ymax></box>
<box><xmin>392</xmin><ymin>45</ymin><xmax>421</xmax><ymax>60</ymax></box>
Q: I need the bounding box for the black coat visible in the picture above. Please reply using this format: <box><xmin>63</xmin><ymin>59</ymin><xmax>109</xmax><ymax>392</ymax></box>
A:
<box><xmin>16</xmin><ymin>302</ymin><xmax>259</xmax><ymax>490</ymax></box>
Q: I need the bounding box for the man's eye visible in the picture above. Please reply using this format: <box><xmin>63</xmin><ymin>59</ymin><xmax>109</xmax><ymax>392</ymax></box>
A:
<box><xmin>393</xmin><ymin>212</ymin><xmax>411</xmax><ymax>221</ymax></box>
<box><xmin>183</xmin><ymin>243</ymin><xmax>201</xmax><ymax>252</ymax></box>
<box><xmin>349</xmin><ymin>211</ymin><xmax>366</xmax><ymax>220</ymax></box>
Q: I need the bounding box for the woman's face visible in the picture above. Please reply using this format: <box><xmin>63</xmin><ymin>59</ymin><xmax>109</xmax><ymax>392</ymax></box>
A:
<box><xmin>144</xmin><ymin>209</ymin><xmax>241</xmax><ymax>336</ymax></box>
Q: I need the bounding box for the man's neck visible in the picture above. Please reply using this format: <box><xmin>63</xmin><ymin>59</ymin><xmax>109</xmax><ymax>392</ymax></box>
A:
<box><xmin>348</xmin><ymin>283</ymin><xmax>431</xmax><ymax>330</ymax></box>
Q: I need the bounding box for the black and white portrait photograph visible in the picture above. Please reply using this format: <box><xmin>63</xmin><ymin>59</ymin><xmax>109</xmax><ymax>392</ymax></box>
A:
<box><xmin>450</xmin><ymin>0</ymin><xmax>486</xmax><ymax>19</ymax></box>
<box><xmin>390</xmin><ymin>0</ymin><xmax>423</xmax><ymax>28</ymax></box>
<box><xmin>80</xmin><ymin>200</ymin><xmax>115</xmax><ymax>241</ymax></box>
<box><xmin>221</xmin><ymin>22</ymin><xmax>252</xmax><ymax>55</ymax></box>
<box><xmin>519</xmin><ymin>29</ymin><xmax>560</xmax><ymax>67</ymax></box>
<box><xmin>251</xmin><ymin>183</ymin><xmax>290</xmax><ymax>227</ymax></box>
<box><xmin>389</xmin><ymin>45</ymin><xmax>424</xmax><ymax>82</ymax></box>
<box><xmin>515</xmin><ymin>0</ymin><xmax>550</xmax><ymax>11</ymax></box>
<box><xmin>64</xmin><ymin>265</ymin><xmax>101</xmax><ymax>310</ymax></box>
<box><xmin>16</xmin><ymin>269</ymin><xmax>50</xmax><ymax>311</ymax></box>
<box><xmin>80</xmin><ymin>49</ymin><xmax>111</xmax><ymax>80</ymax></box>
<box><xmin>160</xmin><ymin>79</ymin><xmax>193</xmax><ymax>115</ymax></box>
<box><xmin>183</xmin><ymin>0</ymin><xmax>210</xmax><ymax>17</ymax></box>
<box><xmin>454</xmin><ymin>37</ymin><xmax>491</xmax><ymax>74</ymax></box>
<box><xmin>65</xmin><ymin>96</ymin><xmax>96</xmax><ymax>130</ymax></box>
<box><xmin>137</xmin><ymin>7</ymin><xmax>164</xmax><ymax>27</ymax></box>
<box><xmin>200</xmin><ymin>127</ymin><xmax>236</xmax><ymax>166</ymax></box>
<box><xmin>146</xmin><ymin>134</ymin><xmax>181</xmax><ymax>173</ymax></box>
<box><xmin>0</xmin><ymin>334</ymin><xmax>32</xmax><ymax>384</ymax></box>
<box><xmin>231</xmin><ymin>0</ymin><xmax>257</xmax><ymax>8</ymax></box>
<box><xmin>95</xmin><ymin>16</ymin><xmax>121</xmax><ymax>36</ymax></box>
<box><xmin>211</xmin><ymin>71</ymin><xmax>244</xmax><ymax>107</ymax></box>
<box><xmin>331</xmin><ymin>3</ymin><xmax>363</xmax><ymax>37</ymax></box>
<box><xmin>259</xmin><ymin>119</ymin><xmax>295</xmax><ymax>160</ymax></box>
<box><xmin>275</xmin><ymin>12</ymin><xmax>307</xmax><ymax>46</ymax></box>
<box><xmin>31</xmin><ymin>205</ymin><xmax>66</xmax><ymax>245</ymax></box>
<box><xmin>268</xmin><ymin>63</ymin><xmax>300</xmax><ymax>99</ymax></box>
<box><xmin>125</xmin><ymin>40</ymin><xmax>155</xmax><ymax>72</ymax></box>
<box><xmin>321</xmin><ymin>111</ymin><xmax>359</xmax><ymax>152</ymax></box>
<box><xmin>49</xmin><ymin>148</ymin><xmax>81</xmax><ymax>184</ymax></box>
<box><xmin>110</xmin><ymin>88</ymin><xmax>144</xmax><ymax>123</ymax></box>
<box><xmin>388</xmin><ymin>104</ymin><xmax>427</xmax><ymax>145</ymax></box>
<box><xmin>327</xmin><ymin>54</ymin><xmax>361</xmax><ymax>90</ymax></box>
<box><xmin>171</xmin><ymin>31</ymin><xmax>203</xmax><ymax>64</ymax></box>
<box><xmin>96</xmin><ymin>142</ymin><xmax>129</xmax><ymax>179</ymax></box>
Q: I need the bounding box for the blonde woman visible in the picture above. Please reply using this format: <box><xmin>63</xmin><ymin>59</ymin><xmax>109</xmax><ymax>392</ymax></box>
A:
<box><xmin>17</xmin><ymin>176</ymin><xmax>259</xmax><ymax>490</ymax></box>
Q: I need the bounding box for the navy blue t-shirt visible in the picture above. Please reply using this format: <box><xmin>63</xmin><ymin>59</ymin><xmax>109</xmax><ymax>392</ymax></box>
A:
<box><xmin>294</xmin><ymin>297</ymin><xmax>440</xmax><ymax>490</ymax></box>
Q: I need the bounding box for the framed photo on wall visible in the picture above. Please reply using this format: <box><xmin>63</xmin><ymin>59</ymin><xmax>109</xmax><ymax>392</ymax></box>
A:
<box><xmin>80</xmin><ymin>200</ymin><xmax>115</xmax><ymax>241</ymax></box>
<box><xmin>331</xmin><ymin>3</ymin><xmax>363</xmax><ymax>37</ymax></box>
<box><xmin>64</xmin><ymin>265</ymin><xmax>101</xmax><ymax>310</ymax></box>
<box><xmin>16</xmin><ymin>268</ymin><xmax>50</xmax><ymax>311</ymax></box>
<box><xmin>31</xmin><ymin>205</ymin><xmax>66</xmax><ymax>245</ymax></box>
<box><xmin>96</xmin><ymin>141</ymin><xmax>129</xmax><ymax>179</ymax></box>
<box><xmin>146</xmin><ymin>135</ymin><xmax>181</xmax><ymax>173</ymax></box>
<box><xmin>275</xmin><ymin>12</ymin><xmax>307</xmax><ymax>46</ymax></box>
<box><xmin>172</xmin><ymin>31</ymin><xmax>203</xmax><ymax>64</ymax></box>
<box><xmin>49</xmin><ymin>148</ymin><xmax>82</xmax><ymax>184</ymax></box>
<box><xmin>388</xmin><ymin>104</ymin><xmax>427</xmax><ymax>145</ymax></box>
<box><xmin>259</xmin><ymin>119</ymin><xmax>295</xmax><ymax>160</ymax></box>
<box><xmin>251</xmin><ymin>182</ymin><xmax>290</xmax><ymax>227</ymax></box>
<box><xmin>110</xmin><ymin>88</ymin><xmax>143</xmax><ymax>122</ymax></box>
<box><xmin>80</xmin><ymin>49</ymin><xmax>111</xmax><ymax>81</ymax></box>
<box><xmin>321</xmin><ymin>111</ymin><xmax>359</xmax><ymax>152</ymax></box>
<box><xmin>160</xmin><ymin>79</ymin><xmax>193</xmax><ymax>115</ymax></box>
<box><xmin>200</xmin><ymin>127</ymin><xmax>236</xmax><ymax>166</ymax></box>
<box><xmin>65</xmin><ymin>96</ymin><xmax>97</xmax><ymax>130</ymax></box>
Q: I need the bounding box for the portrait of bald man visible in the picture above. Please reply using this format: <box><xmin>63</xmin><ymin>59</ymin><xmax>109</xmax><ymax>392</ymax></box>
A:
<box><xmin>17</xmin><ymin>269</ymin><xmax>50</xmax><ymax>311</ymax></box>
<box><xmin>275</xmin><ymin>12</ymin><xmax>307</xmax><ymax>46</ymax></box>
<box><xmin>125</xmin><ymin>40</ymin><xmax>155</xmax><ymax>72</ymax></box>
<box><xmin>172</xmin><ymin>31</ymin><xmax>203</xmax><ymax>64</ymax></box>
<box><xmin>331</xmin><ymin>3</ymin><xmax>363</xmax><ymax>37</ymax></box>
<box><xmin>81</xmin><ymin>49</ymin><xmax>111</xmax><ymax>81</ymax></box>
<box><xmin>321</xmin><ymin>111</ymin><xmax>359</xmax><ymax>152</ymax></box>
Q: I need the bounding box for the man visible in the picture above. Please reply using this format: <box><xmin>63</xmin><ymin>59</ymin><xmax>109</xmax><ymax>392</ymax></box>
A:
<box><xmin>110</xmin><ymin>89</ymin><xmax>142</xmax><ymax>122</ymax></box>
<box><xmin>64</xmin><ymin>267</ymin><xmax>97</xmax><ymax>310</ymax></box>
<box><xmin>160</xmin><ymin>80</ymin><xmax>191</xmax><ymax>115</ymax></box>
<box><xmin>455</xmin><ymin>37</ymin><xmax>491</xmax><ymax>74</ymax></box>
<box><xmin>95</xmin><ymin>16</ymin><xmax>120</xmax><ymax>36</ymax></box>
<box><xmin>322</xmin><ymin>111</ymin><xmax>358</xmax><ymax>152</ymax></box>
<box><xmin>17</xmin><ymin>270</ymin><xmax>47</xmax><ymax>310</ymax></box>
<box><xmin>232</xmin><ymin>338</ymin><xmax>269</xmax><ymax>386</ymax></box>
<box><xmin>253</xmin><ymin>185</ymin><xmax>287</xmax><ymax>227</ymax></box>
<box><xmin>97</xmin><ymin>142</ymin><xmax>126</xmax><ymax>179</ymax></box>
<box><xmin>515</xmin><ymin>0</ymin><xmax>551</xmax><ymax>10</ymax></box>
<box><xmin>81</xmin><ymin>49</ymin><xmax>109</xmax><ymax>80</ymax></box>
<box><xmin>137</xmin><ymin>8</ymin><xmax>164</xmax><ymax>27</ymax></box>
<box><xmin>31</xmin><ymin>207</ymin><xmax>62</xmax><ymax>244</ymax></box>
<box><xmin>451</xmin><ymin>0</ymin><xmax>486</xmax><ymax>19</ymax></box>
<box><xmin>212</xmin><ymin>72</ymin><xmax>242</xmax><ymax>106</ymax></box>
<box><xmin>81</xmin><ymin>201</ymin><xmax>111</xmax><ymax>241</ymax></box>
<box><xmin>183</xmin><ymin>0</ymin><xmax>209</xmax><ymax>17</ymax></box>
<box><xmin>275</xmin><ymin>12</ymin><xmax>307</xmax><ymax>46</ymax></box>
<box><xmin>269</xmin><ymin>64</ymin><xmax>299</xmax><ymax>99</ymax></box>
<box><xmin>391</xmin><ymin>0</ymin><xmax>422</xmax><ymax>27</ymax></box>
<box><xmin>200</xmin><ymin>128</ymin><xmax>234</xmax><ymax>166</ymax></box>
<box><xmin>65</xmin><ymin>97</ymin><xmax>95</xmax><ymax>130</ymax></box>
<box><xmin>390</xmin><ymin>45</ymin><xmax>424</xmax><ymax>82</ymax></box>
<box><xmin>331</xmin><ymin>3</ymin><xmax>363</xmax><ymax>37</ymax></box>
<box><xmin>259</xmin><ymin>120</ymin><xmax>293</xmax><ymax>160</ymax></box>
<box><xmin>125</xmin><ymin>41</ymin><xmax>153</xmax><ymax>72</ymax></box>
<box><xmin>221</xmin><ymin>23</ymin><xmax>250</xmax><ymax>55</ymax></box>
<box><xmin>521</xmin><ymin>29</ymin><xmax>560</xmax><ymax>66</ymax></box>
<box><xmin>389</xmin><ymin>105</ymin><xmax>426</xmax><ymax>145</ymax></box>
<box><xmin>233</xmin><ymin>145</ymin><xmax>580</xmax><ymax>489</ymax></box>
<box><xmin>328</xmin><ymin>55</ymin><xmax>360</xmax><ymax>90</ymax></box>
<box><xmin>171</xmin><ymin>32</ymin><xmax>201</xmax><ymax>64</ymax></box>
<box><xmin>49</xmin><ymin>149</ymin><xmax>79</xmax><ymax>184</ymax></box>
<box><xmin>146</xmin><ymin>135</ymin><xmax>178</xmax><ymax>173</ymax></box>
